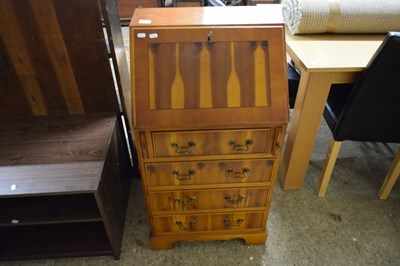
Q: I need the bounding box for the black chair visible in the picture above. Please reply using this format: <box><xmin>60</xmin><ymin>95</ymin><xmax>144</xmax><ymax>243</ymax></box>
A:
<box><xmin>287</xmin><ymin>61</ymin><xmax>300</xmax><ymax>109</ymax></box>
<box><xmin>289</xmin><ymin>31</ymin><xmax>400</xmax><ymax>199</ymax></box>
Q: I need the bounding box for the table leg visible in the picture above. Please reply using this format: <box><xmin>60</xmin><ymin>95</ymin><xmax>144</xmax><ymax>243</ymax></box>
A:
<box><xmin>279</xmin><ymin>71</ymin><xmax>333</xmax><ymax>189</ymax></box>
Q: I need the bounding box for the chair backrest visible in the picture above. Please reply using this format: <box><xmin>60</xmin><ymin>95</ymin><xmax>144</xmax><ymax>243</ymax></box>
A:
<box><xmin>333</xmin><ymin>31</ymin><xmax>400</xmax><ymax>143</ymax></box>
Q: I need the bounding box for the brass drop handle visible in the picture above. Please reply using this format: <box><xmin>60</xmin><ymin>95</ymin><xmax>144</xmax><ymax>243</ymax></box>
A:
<box><xmin>223</xmin><ymin>218</ymin><xmax>244</xmax><ymax>229</ymax></box>
<box><xmin>172</xmin><ymin>169</ymin><xmax>196</xmax><ymax>181</ymax></box>
<box><xmin>228</xmin><ymin>139</ymin><xmax>254</xmax><ymax>152</ymax></box>
<box><xmin>226</xmin><ymin>167</ymin><xmax>250</xmax><ymax>179</ymax></box>
<box><xmin>174</xmin><ymin>196</ymin><xmax>197</xmax><ymax>207</ymax></box>
<box><xmin>175</xmin><ymin>220</ymin><xmax>196</xmax><ymax>231</ymax></box>
<box><xmin>171</xmin><ymin>141</ymin><xmax>196</xmax><ymax>155</ymax></box>
<box><xmin>224</xmin><ymin>195</ymin><xmax>246</xmax><ymax>205</ymax></box>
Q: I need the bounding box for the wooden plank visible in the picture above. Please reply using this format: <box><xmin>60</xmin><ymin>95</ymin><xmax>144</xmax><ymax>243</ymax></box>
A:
<box><xmin>0</xmin><ymin>114</ymin><xmax>115</xmax><ymax>166</ymax></box>
<box><xmin>18</xmin><ymin>0</ymin><xmax>70</xmax><ymax>115</ymax></box>
<box><xmin>0</xmin><ymin>0</ymin><xmax>48</xmax><ymax>116</ymax></box>
<box><xmin>0</xmin><ymin>114</ymin><xmax>117</xmax><ymax>196</ymax></box>
<box><xmin>31</xmin><ymin>0</ymin><xmax>85</xmax><ymax>114</ymax></box>
<box><xmin>0</xmin><ymin>0</ymin><xmax>121</xmax><ymax>116</ymax></box>
<box><xmin>0</xmin><ymin>35</ymin><xmax>32</xmax><ymax>116</ymax></box>
<box><xmin>100</xmin><ymin>0</ymin><xmax>132</xmax><ymax>122</ymax></box>
<box><xmin>53</xmin><ymin>0</ymin><xmax>118</xmax><ymax>113</ymax></box>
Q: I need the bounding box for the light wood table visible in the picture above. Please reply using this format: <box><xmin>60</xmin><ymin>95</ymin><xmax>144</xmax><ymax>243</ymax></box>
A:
<box><xmin>280</xmin><ymin>32</ymin><xmax>385</xmax><ymax>190</ymax></box>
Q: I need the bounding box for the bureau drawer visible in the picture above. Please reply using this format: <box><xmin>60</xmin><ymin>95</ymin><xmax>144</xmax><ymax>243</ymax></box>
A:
<box><xmin>149</xmin><ymin>187</ymin><xmax>269</xmax><ymax>213</ymax></box>
<box><xmin>145</xmin><ymin>159</ymin><xmax>274</xmax><ymax>188</ymax></box>
<box><xmin>153</xmin><ymin>212</ymin><xmax>265</xmax><ymax>234</ymax></box>
<box><xmin>152</xmin><ymin>129</ymin><xmax>271</xmax><ymax>157</ymax></box>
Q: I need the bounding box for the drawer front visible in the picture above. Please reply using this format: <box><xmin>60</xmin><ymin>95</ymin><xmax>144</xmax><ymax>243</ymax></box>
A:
<box><xmin>152</xmin><ymin>129</ymin><xmax>271</xmax><ymax>157</ymax></box>
<box><xmin>153</xmin><ymin>212</ymin><xmax>264</xmax><ymax>234</ymax></box>
<box><xmin>145</xmin><ymin>159</ymin><xmax>274</xmax><ymax>187</ymax></box>
<box><xmin>149</xmin><ymin>187</ymin><xmax>269</xmax><ymax>213</ymax></box>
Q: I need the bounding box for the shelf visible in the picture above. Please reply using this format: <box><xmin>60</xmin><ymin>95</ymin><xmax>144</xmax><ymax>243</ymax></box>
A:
<box><xmin>0</xmin><ymin>114</ymin><xmax>132</xmax><ymax>260</ymax></box>
<box><xmin>0</xmin><ymin>222</ymin><xmax>113</xmax><ymax>260</ymax></box>
<box><xmin>0</xmin><ymin>194</ymin><xmax>101</xmax><ymax>227</ymax></box>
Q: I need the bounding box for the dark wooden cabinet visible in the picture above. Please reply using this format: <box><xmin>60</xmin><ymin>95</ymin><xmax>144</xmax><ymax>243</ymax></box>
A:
<box><xmin>117</xmin><ymin>0</ymin><xmax>160</xmax><ymax>25</ymax></box>
<box><xmin>0</xmin><ymin>0</ymin><xmax>133</xmax><ymax>260</ymax></box>
<box><xmin>0</xmin><ymin>115</ymin><xmax>131</xmax><ymax>260</ymax></box>
<box><xmin>130</xmin><ymin>6</ymin><xmax>288</xmax><ymax>249</ymax></box>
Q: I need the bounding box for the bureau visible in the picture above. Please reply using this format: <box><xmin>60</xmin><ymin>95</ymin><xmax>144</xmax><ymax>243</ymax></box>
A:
<box><xmin>130</xmin><ymin>5</ymin><xmax>288</xmax><ymax>249</ymax></box>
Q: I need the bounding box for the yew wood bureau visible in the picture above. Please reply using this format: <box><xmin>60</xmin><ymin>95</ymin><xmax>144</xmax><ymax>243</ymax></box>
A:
<box><xmin>130</xmin><ymin>5</ymin><xmax>288</xmax><ymax>249</ymax></box>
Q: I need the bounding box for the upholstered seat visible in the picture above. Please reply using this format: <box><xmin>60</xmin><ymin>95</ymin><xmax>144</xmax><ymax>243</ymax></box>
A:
<box><xmin>323</xmin><ymin>84</ymin><xmax>353</xmax><ymax>132</ymax></box>
<box><xmin>318</xmin><ymin>31</ymin><xmax>400</xmax><ymax>199</ymax></box>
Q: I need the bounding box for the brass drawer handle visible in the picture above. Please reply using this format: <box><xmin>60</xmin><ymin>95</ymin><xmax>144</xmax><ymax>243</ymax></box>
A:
<box><xmin>224</xmin><ymin>195</ymin><xmax>246</xmax><ymax>206</ymax></box>
<box><xmin>223</xmin><ymin>218</ymin><xmax>244</xmax><ymax>229</ymax></box>
<box><xmin>175</xmin><ymin>220</ymin><xmax>196</xmax><ymax>231</ymax></box>
<box><xmin>174</xmin><ymin>196</ymin><xmax>197</xmax><ymax>207</ymax></box>
<box><xmin>228</xmin><ymin>139</ymin><xmax>253</xmax><ymax>152</ymax></box>
<box><xmin>172</xmin><ymin>169</ymin><xmax>196</xmax><ymax>181</ymax></box>
<box><xmin>171</xmin><ymin>141</ymin><xmax>196</xmax><ymax>155</ymax></box>
<box><xmin>226</xmin><ymin>167</ymin><xmax>250</xmax><ymax>179</ymax></box>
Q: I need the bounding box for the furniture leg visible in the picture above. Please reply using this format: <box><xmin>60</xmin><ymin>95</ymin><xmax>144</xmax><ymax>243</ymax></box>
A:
<box><xmin>280</xmin><ymin>72</ymin><xmax>333</xmax><ymax>189</ymax></box>
<box><xmin>317</xmin><ymin>137</ymin><xmax>342</xmax><ymax>197</ymax></box>
<box><xmin>378</xmin><ymin>148</ymin><xmax>400</xmax><ymax>200</ymax></box>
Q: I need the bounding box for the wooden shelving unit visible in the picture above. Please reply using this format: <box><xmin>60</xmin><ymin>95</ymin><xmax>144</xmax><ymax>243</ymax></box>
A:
<box><xmin>0</xmin><ymin>114</ymin><xmax>131</xmax><ymax>260</ymax></box>
<box><xmin>0</xmin><ymin>0</ymin><xmax>134</xmax><ymax>260</ymax></box>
